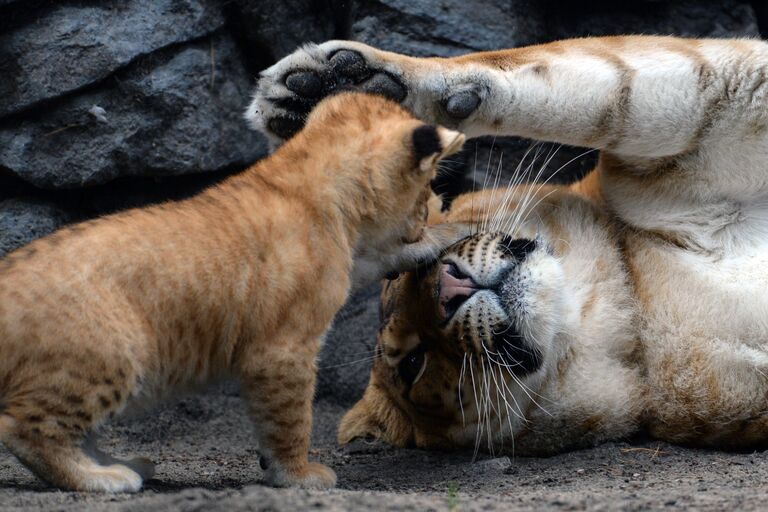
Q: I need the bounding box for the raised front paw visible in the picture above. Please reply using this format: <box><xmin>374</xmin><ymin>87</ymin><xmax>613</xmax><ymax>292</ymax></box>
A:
<box><xmin>245</xmin><ymin>40</ymin><xmax>408</xmax><ymax>148</ymax></box>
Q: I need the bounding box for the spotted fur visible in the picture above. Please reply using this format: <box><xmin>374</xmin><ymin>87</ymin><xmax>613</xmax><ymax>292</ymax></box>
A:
<box><xmin>246</xmin><ymin>36</ymin><xmax>768</xmax><ymax>454</ymax></box>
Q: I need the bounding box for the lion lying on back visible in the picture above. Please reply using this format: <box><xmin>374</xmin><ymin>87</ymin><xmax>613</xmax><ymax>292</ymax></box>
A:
<box><xmin>249</xmin><ymin>35</ymin><xmax>768</xmax><ymax>454</ymax></box>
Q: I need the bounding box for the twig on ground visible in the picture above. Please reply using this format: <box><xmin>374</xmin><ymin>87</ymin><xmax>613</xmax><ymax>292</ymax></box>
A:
<box><xmin>43</xmin><ymin>124</ymin><xmax>85</xmax><ymax>137</ymax></box>
<box><xmin>620</xmin><ymin>445</ymin><xmax>668</xmax><ymax>459</ymax></box>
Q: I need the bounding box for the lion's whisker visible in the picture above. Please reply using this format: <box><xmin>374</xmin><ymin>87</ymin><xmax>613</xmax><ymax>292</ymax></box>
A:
<box><xmin>468</xmin><ymin>354</ymin><xmax>484</xmax><ymax>461</ymax></box>
<box><xmin>491</xmin><ymin>141</ymin><xmax>542</xmax><ymax>232</ymax></box>
<box><xmin>458</xmin><ymin>353</ymin><xmax>467</xmax><ymax>426</ymax></box>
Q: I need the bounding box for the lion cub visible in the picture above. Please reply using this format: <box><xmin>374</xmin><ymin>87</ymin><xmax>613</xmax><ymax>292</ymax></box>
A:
<box><xmin>0</xmin><ymin>92</ymin><xmax>466</xmax><ymax>492</ymax></box>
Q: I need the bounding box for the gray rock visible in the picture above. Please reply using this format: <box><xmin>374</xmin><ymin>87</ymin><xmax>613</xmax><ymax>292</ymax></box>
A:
<box><xmin>541</xmin><ymin>0</ymin><xmax>759</xmax><ymax>41</ymax></box>
<box><xmin>0</xmin><ymin>0</ymin><xmax>225</xmax><ymax>117</ymax></box>
<box><xmin>352</xmin><ymin>0</ymin><xmax>758</xmax><ymax>58</ymax></box>
<box><xmin>0</xmin><ymin>198</ymin><xmax>72</xmax><ymax>256</ymax></box>
<box><xmin>351</xmin><ymin>0</ymin><xmax>544</xmax><ymax>57</ymax></box>
<box><xmin>0</xmin><ymin>33</ymin><xmax>267</xmax><ymax>189</ymax></box>
<box><xmin>231</xmin><ymin>0</ymin><xmax>341</xmax><ymax>61</ymax></box>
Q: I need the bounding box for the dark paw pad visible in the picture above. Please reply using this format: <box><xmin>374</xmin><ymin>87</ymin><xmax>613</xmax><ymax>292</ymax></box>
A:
<box><xmin>285</xmin><ymin>71</ymin><xmax>323</xmax><ymax>98</ymax></box>
<box><xmin>263</xmin><ymin>47</ymin><xmax>410</xmax><ymax>141</ymax></box>
<box><xmin>330</xmin><ymin>50</ymin><xmax>371</xmax><ymax>83</ymax></box>
<box><xmin>445</xmin><ymin>91</ymin><xmax>480</xmax><ymax>119</ymax></box>
<box><xmin>268</xmin><ymin>117</ymin><xmax>305</xmax><ymax>139</ymax></box>
<box><xmin>361</xmin><ymin>73</ymin><xmax>407</xmax><ymax>102</ymax></box>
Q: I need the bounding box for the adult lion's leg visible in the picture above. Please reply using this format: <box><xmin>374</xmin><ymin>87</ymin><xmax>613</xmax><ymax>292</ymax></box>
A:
<box><xmin>248</xmin><ymin>37</ymin><xmax>768</xmax><ymax>168</ymax></box>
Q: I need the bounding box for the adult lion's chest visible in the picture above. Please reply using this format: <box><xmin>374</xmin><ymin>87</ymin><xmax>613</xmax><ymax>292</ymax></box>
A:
<box><xmin>623</xmin><ymin>231</ymin><xmax>768</xmax><ymax>445</ymax></box>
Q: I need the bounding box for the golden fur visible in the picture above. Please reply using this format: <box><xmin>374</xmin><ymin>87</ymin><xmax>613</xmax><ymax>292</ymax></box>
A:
<box><xmin>0</xmin><ymin>92</ymin><xmax>468</xmax><ymax>491</ymax></box>
<box><xmin>248</xmin><ymin>36</ymin><xmax>768</xmax><ymax>455</ymax></box>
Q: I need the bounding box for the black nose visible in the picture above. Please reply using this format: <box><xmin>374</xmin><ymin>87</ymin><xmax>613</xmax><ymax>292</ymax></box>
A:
<box><xmin>498</xmin><ymin>236</ymin><xmax>537</xmax><ymax>261</ymax></box>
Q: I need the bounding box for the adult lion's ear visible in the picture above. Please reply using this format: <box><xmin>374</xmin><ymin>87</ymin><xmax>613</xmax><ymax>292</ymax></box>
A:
<box><xmin>412</xmin><ymin>124</ymin><xmax>465</xmax><ymax>173</ymax></box>
<box><xmin>338</xmin><ymin>379</ymin><xmax>414</xmax><ymax>447</ymax></box>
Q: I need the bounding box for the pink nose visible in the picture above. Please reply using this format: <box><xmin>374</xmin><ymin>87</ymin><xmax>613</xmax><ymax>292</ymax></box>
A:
<box><xmin>438</xmin><ymin>263</ymin><xmax>479</xmax><ymax>320</ymax></box>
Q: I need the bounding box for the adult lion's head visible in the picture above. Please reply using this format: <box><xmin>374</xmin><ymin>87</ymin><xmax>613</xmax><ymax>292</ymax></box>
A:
<box><xmin>338</xmin><ymin>179</ymin><xmax>642</xmax><ymax>455</ymax></box>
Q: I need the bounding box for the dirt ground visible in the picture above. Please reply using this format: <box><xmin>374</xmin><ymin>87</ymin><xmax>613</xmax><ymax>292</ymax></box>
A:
<box><xmin>1</xmin><ymin>383</ymin><xmax>766</xmax><ymax>511</ymax></box>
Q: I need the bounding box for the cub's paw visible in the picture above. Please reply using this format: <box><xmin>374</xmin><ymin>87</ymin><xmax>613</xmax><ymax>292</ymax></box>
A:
<box><xmin>264</xmin><ymin>461</ymin><xmax>337</xmax><ymax>489</ymax></box>
<box><xmin>245</xmin><ymin>40</ymin><xmax>408</xmax><ymax>148</ymax></box>
<box><xmin>80</xmin><ymin>464</ymin><xmax>144</xmax><ymax>493</ymax></box>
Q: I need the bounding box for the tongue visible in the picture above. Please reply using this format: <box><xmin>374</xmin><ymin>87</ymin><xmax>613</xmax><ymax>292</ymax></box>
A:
<box><xmin>438</xmin><ymin>265</ymin><xmax>478</xmax><ymax>318</ymax></box>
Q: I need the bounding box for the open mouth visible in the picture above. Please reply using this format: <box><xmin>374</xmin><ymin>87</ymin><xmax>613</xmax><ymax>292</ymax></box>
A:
<box><xmin>438</xmin><ymin>262</ymin><xmax>481</xmax><ymax>321</ymax></box>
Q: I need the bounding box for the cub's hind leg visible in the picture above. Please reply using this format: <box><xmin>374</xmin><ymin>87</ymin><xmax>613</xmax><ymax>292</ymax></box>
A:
<box><xmin>239</xmin><ymin>344</ymin><xmax>336</xmax><ymax>489</ymax></box>
<box><xmin>0</xmin><ymin>354</ymin><xmax>152</xmax><ymax>492</ymax></box>
<box><xmin>0</xmin><ymin>412</ymin><xmax>144</xmax><ymax>492</ymax></box>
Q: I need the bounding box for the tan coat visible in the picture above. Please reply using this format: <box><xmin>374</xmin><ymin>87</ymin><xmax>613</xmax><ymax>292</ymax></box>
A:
<box><xmin>0</xmin><ymin>92</ymin><xmax>467</xmax><ymax>491</ymax></box>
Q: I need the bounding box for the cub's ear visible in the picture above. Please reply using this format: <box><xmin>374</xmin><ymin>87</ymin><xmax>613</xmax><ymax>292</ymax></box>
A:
<box><xmin>338</xmin><ymin>379</ymin><xmax>414</xmax><ymax>447</ymax></box>
<box><xmin>412</xmin><ymin>124</ymin><xmax>466</xmax><ymax>173</ymax></box>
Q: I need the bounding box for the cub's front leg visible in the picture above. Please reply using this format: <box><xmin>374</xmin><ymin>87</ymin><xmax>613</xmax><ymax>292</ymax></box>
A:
<box><xmin>238</xmin><ymin>341</ymin><xmax>335</xmax><ymax>489</ymax></box>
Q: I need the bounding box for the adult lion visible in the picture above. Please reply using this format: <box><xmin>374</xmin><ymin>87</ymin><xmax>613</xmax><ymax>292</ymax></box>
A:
<box><xmin>247</xmin><ymin>36</ymin><xmax>768</xmax><ymax>455</ymax></box>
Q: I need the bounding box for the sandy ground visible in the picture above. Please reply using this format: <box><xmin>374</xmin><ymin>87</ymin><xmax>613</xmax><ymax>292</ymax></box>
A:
<box><xmin>1</xmin><ymin>383</ymin><xmax>767</xmax><ymax>511</ymax></box>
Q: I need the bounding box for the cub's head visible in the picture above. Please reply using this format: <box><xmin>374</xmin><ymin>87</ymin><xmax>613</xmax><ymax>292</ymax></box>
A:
<box><xmin>294</xmin><ymin>92</ymin><xmax>466</xmax><ymax>283</ymax></box>
<box><xmin>338</xmin><ymin>225</ymin><xmax>567</xmax><ymax>451</ymax></box>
